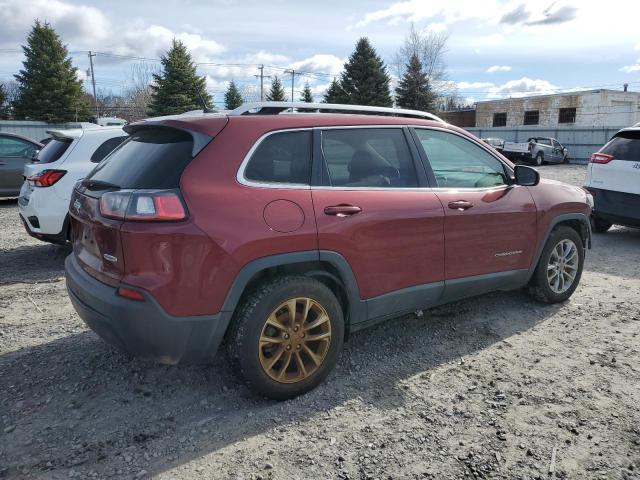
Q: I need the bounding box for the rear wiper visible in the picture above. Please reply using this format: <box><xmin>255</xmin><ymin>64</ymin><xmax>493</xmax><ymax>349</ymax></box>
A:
<box><xmin>82</xmin><ymin>179</ymin><xmax>121</xmax><ymax>191</ymax></box>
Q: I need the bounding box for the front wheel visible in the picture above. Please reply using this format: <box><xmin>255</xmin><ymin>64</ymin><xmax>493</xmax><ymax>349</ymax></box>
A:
<box><xmin>228</xmin><ymin>276</ymin><xmax>344</xmax><ymax>400</ymax></box>
<box><xmin>528</xmin><ymin>226</ymin><xmax>584</xmax><ymax>303</ymax></box>
<box><xmin>534</xmin><ymin>152</ymin><xmax>544</xmax><ymax>166</ymax></box>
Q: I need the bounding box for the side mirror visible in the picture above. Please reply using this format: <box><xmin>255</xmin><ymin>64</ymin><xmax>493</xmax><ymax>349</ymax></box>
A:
<box><xmin>514</xmin><ymin>165</ymin><xmax>540</xmax><ymax>186</ymax></box>
<box><xmin>29</xmin><ymin>149</ymin><xmax>40</xmax><ymax>162</ymax></box>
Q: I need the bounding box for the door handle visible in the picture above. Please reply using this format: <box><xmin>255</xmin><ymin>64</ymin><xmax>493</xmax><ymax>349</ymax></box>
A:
<box><xmin>448</xmin><ymin>200</ymin><xmax>474</xmax><ymax>211</ymax></box>
<box><xmin>324</xmin><ymin>205</ymin><xmax>362</xmax><ymax>217</ymax></box>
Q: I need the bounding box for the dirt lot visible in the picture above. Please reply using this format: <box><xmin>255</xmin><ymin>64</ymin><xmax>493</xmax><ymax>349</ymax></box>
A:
<box><xmin>1</xmin><ymin>164</ymin><xmax>639</xmax><ymax>480</ymax></box>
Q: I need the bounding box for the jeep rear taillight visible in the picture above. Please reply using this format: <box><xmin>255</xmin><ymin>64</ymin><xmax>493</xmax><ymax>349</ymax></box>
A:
<box><xmin>590</xmin><ymin>153</ymin><xmax>614</xmax><ymax>164</ymax></box>
<box><xmin>99</xmin><ymin>190</ymin><xmax>187</xmax><ymax>222</ymax></box>
<box><xmin>27</xmin><ymin>169</ymin><xmax>66</xmax><ymax>187</ymax></box>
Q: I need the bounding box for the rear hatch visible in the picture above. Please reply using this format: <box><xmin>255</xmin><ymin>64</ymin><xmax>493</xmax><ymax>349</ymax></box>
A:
<box><xmin>589</xmin><ymin>130</ymin><xmax>640</xmax><ymax>195</ymax></box>
<box><xmin>21</xmin><ymin>130</ymin><xmax>79</xmax><ymax>203</ymax></box>
<box><xmin>69</xmin><ymin>120</ymin><xmax>225</xmax><ymax>285</ymax></box>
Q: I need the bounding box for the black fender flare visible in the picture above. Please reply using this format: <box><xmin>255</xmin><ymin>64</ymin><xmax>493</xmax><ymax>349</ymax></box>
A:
<box><xmin>528</xmin><ymin>212</ymin><xmax>591</xmax><ymax>281</ymax></box>
<box><xmin>219</xmin><ymin>250</ymin><xmax>365</xmax><ymax>325</ymax></box>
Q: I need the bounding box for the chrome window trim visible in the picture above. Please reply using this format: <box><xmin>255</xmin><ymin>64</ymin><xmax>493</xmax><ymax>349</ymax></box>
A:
<box><xmin>236</xmin><ymin>127</ymin><xmax>313</xmax><ymax>190</ymax></box>
<box><xmin>236</xmin><ymin>124</ymin><xmax>517</xmax><ymax>194</ymax></box>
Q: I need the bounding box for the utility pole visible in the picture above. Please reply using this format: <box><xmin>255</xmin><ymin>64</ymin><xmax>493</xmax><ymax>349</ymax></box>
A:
<box><xmin>88</xmin><ymin>51</ymin><xmax>99</xmax><ymax>120</ymax></box>
<box><xmin>286</xmin><ymin>69</ymin><xmax>295</xmax><ymax>102</ymax></box>
<box><xmin>254</xmin><ymin>64</ymin><xmax>271</xmax><ymax>101</ymax></box>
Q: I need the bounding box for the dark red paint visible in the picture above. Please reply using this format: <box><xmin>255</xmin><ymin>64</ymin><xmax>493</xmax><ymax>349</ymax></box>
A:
<box><xmin>68</xmin><ymin>113</ymin><xmax>591</xmax><ymax>318</ymax></box>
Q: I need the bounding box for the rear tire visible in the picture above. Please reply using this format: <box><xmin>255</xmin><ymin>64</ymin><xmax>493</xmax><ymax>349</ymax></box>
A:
<box><xmin>528</xmin><ymin>226</ymin><xmax>584</xmax><ymax>303</ymax></box>
<box><xmin>591</xmin><ymin>215</ymin><xmax>612</xmax><ymax>233</ymax></box>
<box><xmin>227</xmin><ymin>276</ymin><xmax>344</xmax><ymax>400</ymax></box>
<box><xmin>534</xmin><ymin>152</ymin><xmax>544</xmax><ymax>166</ymax></box>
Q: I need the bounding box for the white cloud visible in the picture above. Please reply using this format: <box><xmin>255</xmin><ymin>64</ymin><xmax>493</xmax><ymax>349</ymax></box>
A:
<box><xmin>489</xmin><ymin>77</ymin><xmax>557</xmax><ymax>98</ymax></box>
<box><xmin>113</xmin><ymin>24</ymin><xmax>225</xmax><ymax>61</ymax></box>
<box><xmin>352</xmin><ymin>0</ymin><xmax>490</xmax><ymax>28</ymax></box>
<box><xmin>487</xmin><ymin>65</ymin><xmax>512</xmax><ymax>73</ymax></box>
<box><xmin>620</xmin><ymin>60</ymin><xmax>640</xmax><ymax>73</ymax></box>
<box><xmin>287</xmin><ymin>54</ymin><xmax>344</xmax><ymax>76</ymax></box>
<box><xmin>0</xmin><ymin>0</ymin><xmax>109</xmax><ymax>43</ymax></box>
<box><xmin>457</xmin><ymin>81</ymin><xmax>494</xmax><ymax>89</ymax></box>
<box><xmin>457</xmin><ymin>77</ymin><xmax>558</xmax><ymax>100</ymax></box>
<box><xmin>635</xmin><ymin>42</ymin><xmax>640</xmax><ymax>51</ymax></box>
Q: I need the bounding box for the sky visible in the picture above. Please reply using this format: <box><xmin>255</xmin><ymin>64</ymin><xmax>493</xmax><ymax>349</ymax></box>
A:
<box><xmin>0</xmin><ymin>0</ymin><xmax>639</xmax><ymax>108</ymax></box>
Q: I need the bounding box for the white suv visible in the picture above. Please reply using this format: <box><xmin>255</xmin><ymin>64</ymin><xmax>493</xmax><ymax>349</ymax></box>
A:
<box><xmin>584</xmin><ymin>126</ymin><xmax>640</xmax><ymax>232</ymax></box>
<box><xmin>18</xmin><ymin>126</ymin><xmax>127</xmax><ymax>244</ymax></box>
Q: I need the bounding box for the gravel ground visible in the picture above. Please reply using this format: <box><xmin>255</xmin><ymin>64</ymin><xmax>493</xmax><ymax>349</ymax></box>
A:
<box><xmin>1</xmin><ymin>164</ymin><xmax>639</xmax><ymax>480</ymax></box>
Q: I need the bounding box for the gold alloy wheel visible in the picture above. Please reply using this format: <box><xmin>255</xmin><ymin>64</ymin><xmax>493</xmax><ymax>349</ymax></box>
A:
<box><xmin>258</xmin><ymin>297</ymin><xmax>332</xmax><ymax>384</ymax></box>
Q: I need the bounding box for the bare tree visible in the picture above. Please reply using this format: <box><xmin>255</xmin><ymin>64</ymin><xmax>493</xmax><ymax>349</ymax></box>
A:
<box><xmin>394</xmin><ymin>24</ymin><xmax>452</xmax><ymax>100</ymax></box>
<box><xmin>0</xmin><ymin>81</ymin><xmax>20</xmax><ymax>118</ymax></box>
<box><xmin>124</xmin><ymin>63</ymin><xmax>159</xmax><ymax>121</ymax></box>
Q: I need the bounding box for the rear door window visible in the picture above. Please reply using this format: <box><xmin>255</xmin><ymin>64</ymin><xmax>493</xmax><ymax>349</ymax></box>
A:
<box><xmin>601</xmin><ymin>131</ymin><xmax>640</xmax><ymax>161</ymax></box>
<box><xmin>321</xmin><ymin>128</ymin><xmax>418</xmax><ymax>188</ymax></box>
<box><xmin>90</xmin><ymin>136</ymin><xmax>128</xmax><ymax>163</ymax></box>
<box><xmin>85</xmin><ymin>127</ymin><xmax>193</xmax><ymax>189</ymax></box>
<box><xmin>244</xmin><ymin>130</ymin><xmax>312</xmax><ymax>185</ymax></box>
<box><xmin>36</xmin><ymin>138</ymin><xmax>73</xmax><ymax>164</ymax></box>
<box><xmin>0</xmin><ymin>137</ymin><xmax>36</xmax><ymax>157</ymax></box>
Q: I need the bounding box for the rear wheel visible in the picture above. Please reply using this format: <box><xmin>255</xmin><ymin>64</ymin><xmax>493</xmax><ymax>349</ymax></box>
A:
<box><xmin>228</xmin><ymin>276</ymin><xmax>344</xmax><ymax>400</ymax></box>
<box><xmin>534</xmin><ymin>152</ymin><xmax>544</xmax><ymax>166</ymax></box>
<box><xmin>528</xmin><ymin>226</ymin><xmax>584</xmax><ymax>303</ymax></box>
<box><xmin>591</xmin><ymin>215</ymin><xmax>612</xmax><ymax>233</ymax></box>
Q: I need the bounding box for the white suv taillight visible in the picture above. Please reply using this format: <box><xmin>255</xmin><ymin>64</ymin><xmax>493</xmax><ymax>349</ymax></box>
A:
<box><xmin>590</xmin><ymin>153</ymin><xmax>614</xmax><ymax>164</ymax></box>
<box><xmin>27</xmin><ymin>169</ymin><xmax>66</xmax><ymax>187</ymax></box>
<box><xmin>99</xmin><ymin>190</ymin><xmax>187</xmax><ymax>221</ymax></box>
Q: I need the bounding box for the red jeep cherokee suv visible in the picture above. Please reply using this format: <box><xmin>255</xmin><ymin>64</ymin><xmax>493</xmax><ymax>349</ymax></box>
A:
<box><xmin>65</xmin><ymin>102</ymin><xmax>592</xmax><ymax>399</ymax></box>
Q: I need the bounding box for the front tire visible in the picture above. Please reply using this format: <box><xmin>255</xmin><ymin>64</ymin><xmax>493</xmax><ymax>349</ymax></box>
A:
<box><xmin>228</xmin><ymin>276</ymin><xmax>344</xmax><ymax>400</ymax></box>
<box><xmin>528</xmin><ymin>226</ymin><xmax>584</xmax><ymax>303</ymax></box>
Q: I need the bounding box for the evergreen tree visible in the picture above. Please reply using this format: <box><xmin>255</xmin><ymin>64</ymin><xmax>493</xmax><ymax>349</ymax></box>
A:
<box><xmin>301</xmin><ymin>83</ymin><xmax>313</xmax><ymax>103</ymax></box>
<box><xmin>224</xmin><ymin>80</ymin><xmax>243</xmax><ymax>110</ymax></box>
<box><xmin>13</xmin><ymin>21</ymin><xmax>90</xmax><ymax>123</ymax></box>
<box><xmin>265</xmin><ymin>76</ymin><xmax>287</xmax><ymax>101</ymax></box>
<box><xmin>0</xmin><ymin>84</ymin><xmax>6</xmax><ymax>110</ymax></box>
<box><xmin>148</xmin><ymin>39</ymin><xmax>211</xmax><ymax>116</ymax></box>
<box><xmin>322</xmin><ymin>78</ymin><xmax>346</xmax><ymax>103</ymax></box>
<box><xmin>339</xmin><ymin>37</ymin><xmax>392</xmax><ymax>107</ymax></box>
<box><xmin>395</xmin><ymin>54</ymin><xmax>436</xmax><ymax>112</ymax></box>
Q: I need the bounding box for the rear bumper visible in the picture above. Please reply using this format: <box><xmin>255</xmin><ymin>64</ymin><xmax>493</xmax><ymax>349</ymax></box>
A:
<box><xmin>65</xmin><ymin>254</ymin><xmax>230</xmax><ymax>364</ymax></box>
<box><xmin>503</xmin><ymin>151</ymin><xmax>532</xmax><ymax>162</ymax></box>
<box><xmin>587</xmin><ymin>187</ymin><xmax>640</xmax><ymax>228</ymax></box>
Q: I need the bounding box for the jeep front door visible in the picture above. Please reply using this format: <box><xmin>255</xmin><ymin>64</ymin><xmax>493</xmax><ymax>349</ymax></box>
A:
<box><xmin>412</xmin><ymin>128</ymin><xmax>537</xmax><ymax>290</ymax></box>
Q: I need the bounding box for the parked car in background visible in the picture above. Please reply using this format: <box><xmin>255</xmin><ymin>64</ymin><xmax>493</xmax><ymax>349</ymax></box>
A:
<box><xmin>64</xmin><ymin>101</ymin><xmax>592</xmax><ymax>400</ymax></box>
<box><xmin>503</xmin><ymin>137</ymin><xmax>569</xmax><ymax>165</ymax></box>
<box><xmin>18</xmin><ymin>127</ymin><xmax>127</xmax><ymax>244</ymax></box>
<box><xmin>0</xmin><ymin>133</ymin><xmax>43</xmax><ymax>198</ymax></box>
<box><xmin>481</xmin><ymin>137</ymin><xmax>505</xmax><ymax>152</ymax></box>
<box><xmin>584</xmin><ymin>125</ymin><xmax>640</xmax><ymax>232</ymax></box>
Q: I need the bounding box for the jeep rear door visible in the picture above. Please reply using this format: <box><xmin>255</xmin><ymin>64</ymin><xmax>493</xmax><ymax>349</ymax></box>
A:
<box><xmin>311</xmin><ymin>127</ymin><xmax>445</xmax><ymax>318</ymax></box>
<box><xmin>412</xmin><ymin>128</ymin><xmax>537</xmax><ymax>298</ymax></box>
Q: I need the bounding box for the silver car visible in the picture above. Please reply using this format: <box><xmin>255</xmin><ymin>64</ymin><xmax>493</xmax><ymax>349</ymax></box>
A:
<box><xmin>0</xmin><ymin>133</ymin><xmax>43</xmax><ymax>198</ymax></box>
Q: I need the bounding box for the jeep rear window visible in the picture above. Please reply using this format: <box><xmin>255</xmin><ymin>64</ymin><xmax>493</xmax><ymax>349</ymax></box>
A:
<box><xmin>85</xmin><ymin>127</ymin><xmax>193</xmax><ymax>189</ymax></box>
<box><xmin>601</xmin><ymin>131</ymin><xmax>640</xmax><ymax>161</ymax></box>
<box><xmin>244</xmin><ymin>130</ymin><xmax>312</xmax><ymax>185</ymax></box>
<box><xmin>36</xmin><ymin>138</ymin><xmax>72</xmax><ymax>164</ymax></box>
